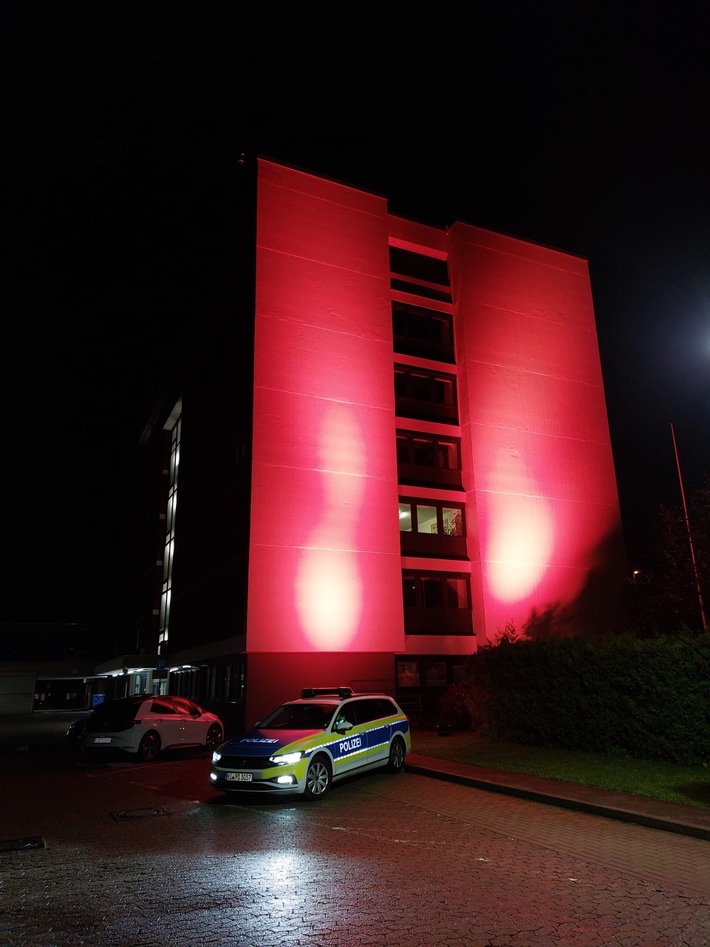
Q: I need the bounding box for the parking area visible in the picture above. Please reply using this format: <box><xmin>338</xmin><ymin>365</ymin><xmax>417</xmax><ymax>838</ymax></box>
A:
<box><xmin>1</xmin><ymin>735</ymin><xmax>708</xmax><ymax>946</ymax></box>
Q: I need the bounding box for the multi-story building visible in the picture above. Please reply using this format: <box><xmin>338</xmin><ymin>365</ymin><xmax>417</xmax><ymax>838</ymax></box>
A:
<box><xmin>99</xmin><ymin>156</ymin><xmax>629</xmax><ymax>729</ymax></box>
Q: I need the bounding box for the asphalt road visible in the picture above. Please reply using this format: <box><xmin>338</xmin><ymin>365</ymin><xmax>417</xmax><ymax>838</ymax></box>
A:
<box><xmin>0</xmin><ymin>736</ymin><xmax>708</xmax><ymax>946</ymax></box>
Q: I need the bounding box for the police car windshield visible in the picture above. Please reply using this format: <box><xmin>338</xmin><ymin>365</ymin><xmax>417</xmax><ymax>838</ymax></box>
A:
<box><xmin>260</xmin><ymin>702</ymin><xmax>334</xmax><ymax>730</ymax></box>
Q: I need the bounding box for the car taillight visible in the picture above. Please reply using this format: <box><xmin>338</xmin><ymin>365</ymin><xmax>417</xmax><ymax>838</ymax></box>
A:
<box><xmin>133</xmin><ymin>718</ymin><xmax>142</xmax><ymax>725</ymax></box>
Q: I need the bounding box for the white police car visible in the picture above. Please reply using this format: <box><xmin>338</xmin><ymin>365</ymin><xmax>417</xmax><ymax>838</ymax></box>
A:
<box><xmin>210</xmin><ymin>687</ymin><xmax>411</xmax><ymax>800</ymax></box>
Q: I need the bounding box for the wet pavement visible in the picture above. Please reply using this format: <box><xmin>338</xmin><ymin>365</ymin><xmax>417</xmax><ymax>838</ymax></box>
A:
<box><xmin>1</xmin><ymin>712</ymin><xmax>708</xmax><ymax>946</ymax></box>
<box><xmin>405</xmin><ymin>753</ymin><xmax>710</xmax><ymax>843</ymax></box>
<box><xmin>3</xmin><ymin>710</ymin><xmax>709</xmax><ymax>842</ymax></box>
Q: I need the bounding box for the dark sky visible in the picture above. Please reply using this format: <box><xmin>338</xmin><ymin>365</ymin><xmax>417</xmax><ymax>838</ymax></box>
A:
<box><xmin>2</xmin><ymin>4</ymin><xmax>709</xmax><ymax>621</ymax></box>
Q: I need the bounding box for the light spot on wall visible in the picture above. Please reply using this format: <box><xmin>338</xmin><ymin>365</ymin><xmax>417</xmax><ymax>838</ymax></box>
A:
<box><xmin>296</xmin><ymin>405</ymin><xmax>365</xmax><ymax>647</ymax></box>
<box><xmin>485</xmin><ymin>447</ymin><xmax>554</xmax><ymax>602</ymax></box>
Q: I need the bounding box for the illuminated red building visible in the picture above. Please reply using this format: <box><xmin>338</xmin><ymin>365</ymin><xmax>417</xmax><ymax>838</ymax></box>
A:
<box><xmin>109</xmin><ymin>156</ymin><xmax>629</xmax><ymax>728</ymax></box>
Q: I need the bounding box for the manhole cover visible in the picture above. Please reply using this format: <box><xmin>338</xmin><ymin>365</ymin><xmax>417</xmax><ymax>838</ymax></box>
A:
<box><xmin>0</xmin><ymin>837</ymin><xmax>46</xmax><ymax>852</ymax></box>
<box><xmin>110</xmin><ymin>805</ymin><xmax>171</xmax><ymax>822</ymax></box>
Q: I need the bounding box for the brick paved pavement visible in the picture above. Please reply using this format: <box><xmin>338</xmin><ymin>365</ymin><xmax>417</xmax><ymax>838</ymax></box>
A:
<box><xmin>4</xmin><ymin>712</ymin><xmax>708</xmax><ymax>841</ymax></box>
<box><xmin>1</xmin><ymin>763</ymin><xmax>709</xmax><ymax>946</ymax></box>
<box><xmin>406</xmin><ymin>753</ymin><xmax>710</xmax><ymax>842</ymax></box>
<box><xmin>0</xmin><ymin>713</ymin><xmax>708</xmax><ymax>946</ymax></box>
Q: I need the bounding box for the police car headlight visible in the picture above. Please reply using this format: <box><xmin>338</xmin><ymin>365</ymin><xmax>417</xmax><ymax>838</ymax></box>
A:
<box><xmin>270</xmin><ymin>751</ymin><xmax>303</xmax><ymax>766</ymax></box>
<box><xmin>212</xmin><ymin>750</ymin><xmax>222</xmax><ymax>763</ymax></box>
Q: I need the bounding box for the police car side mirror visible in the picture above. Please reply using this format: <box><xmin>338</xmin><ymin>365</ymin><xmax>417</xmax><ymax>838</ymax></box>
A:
<box><xmin>335</xmin><ymin>720</ymin><xmax>353</xmax><ymax>734</ymax></box>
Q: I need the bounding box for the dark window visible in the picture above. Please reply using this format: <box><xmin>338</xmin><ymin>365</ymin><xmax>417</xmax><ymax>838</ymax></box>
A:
<box><xmin>376</xmin><ymin>698</ymin><xmax>399</xmax><ymax>717</ymax></box>
<box><xmin>394</xmin><ymin>365</ymin><xmax>458</xmax><ymax>424</ymax></box>
<box><xmin>412</xmin><ymin>439</ymin><xmax>436</xmax><ymax>466</ymax></box>
<box><xmin>397</xmin><ymin>431</ymin><xmax>463</xmax><ymax>489</ymax></box>
<box><xmin>403</xmin><ymin>577</ymin><xmax>417</xmax><ymax>608</ymax></box>
<box><xmin>422</xmin><ymin>576</ymin><xmax>442</xmax><ymax>607</ymax></box>
<box><xmin>389</xmin><ymin>247</ymin><xmax>451</xmax><ymax>303</ymax></box>
<box><xmin>350</xmin><ymin>697</ymin><xmax>399</xmax><ymax>724</ymax></box>
<box><xmin>392</xmin><ymin>301</ymin><xmax>454</xmax><ymax>362</ymax></box>
<box><xmin>401</xmin><ymin>571</ymin><xmax>473</xmax><ymax>636</ymax></box>
<box><xmin>353</xmin><ymin>699</ymin><xmax>382</xmax><ymax>724</ymax></box>
<box><xmin>403</xmin><ymin>573</ymin><xmax>469</xmax><ymax>610</ymax></box>
<box><xmin>397</xmin><ymin>660</ymin><xmax>421</xmax><ymax>688</ymax></box>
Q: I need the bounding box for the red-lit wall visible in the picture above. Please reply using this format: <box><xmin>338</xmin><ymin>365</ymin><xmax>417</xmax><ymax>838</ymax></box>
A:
<box><xmin>448</xmin><ymin>224</ymin><xmax>627</xmax><ymax>638</ymax></box>
<box><xmin>246</xmin><ymin>161</ymin><xmax>405</xmax><ymax>720</ymax></box>
<box><xmin>244</xmin><ymin>160</ymin><xmax>628</xmax><ymax>722</ymax></box>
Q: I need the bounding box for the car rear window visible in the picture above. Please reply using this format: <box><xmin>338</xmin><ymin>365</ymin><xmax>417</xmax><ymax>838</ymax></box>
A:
<box><xmin>87</xmin><ymin>697</ymin><xmax>145</xmax><ymax>731</ymax></box>
<box><xmin>150</xmin><ymin>697</ymin><xmax>176</xmax><ymax>714</ymax></box>
<box><xmin>348</xmin><ymin>698</ymin><xmax>400</xmax><ymax>724</ymax></box>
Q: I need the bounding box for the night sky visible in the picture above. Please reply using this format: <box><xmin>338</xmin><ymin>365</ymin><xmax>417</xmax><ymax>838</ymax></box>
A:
<box><xmin>2</xmin><ymin>4</ymin><xmax>709</xmax><ymax>622</ymax></box>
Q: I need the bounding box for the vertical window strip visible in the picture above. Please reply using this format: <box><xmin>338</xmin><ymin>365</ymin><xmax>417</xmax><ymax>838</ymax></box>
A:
<box><xmin>158</xmin><ymin>414</ymin><xmax>181</xmax><ymax>655</ymax></box>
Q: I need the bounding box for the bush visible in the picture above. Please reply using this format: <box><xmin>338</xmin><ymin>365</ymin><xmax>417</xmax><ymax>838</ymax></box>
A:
<box><xmin>440</xmin><ymin>632</ymin><xmax>710</xmax><ymax>765</ymax></box>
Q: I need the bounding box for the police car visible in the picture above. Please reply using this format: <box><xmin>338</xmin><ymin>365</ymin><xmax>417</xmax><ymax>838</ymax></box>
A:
<box><xmin>210</xmin><ymin>687</ymin><xmax>412</xmax><ymax>800</ymax></box>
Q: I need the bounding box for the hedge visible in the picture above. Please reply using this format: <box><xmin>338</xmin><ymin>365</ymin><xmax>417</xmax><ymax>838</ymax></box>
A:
<box><xmin>441</xmin><ymin>633</ymin><xmax>710</xmax><ymax>765</ymax></box>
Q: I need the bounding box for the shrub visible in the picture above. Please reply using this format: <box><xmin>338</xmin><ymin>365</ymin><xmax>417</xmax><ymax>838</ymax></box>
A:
<box><xmin>439</xmin><ymin>632</ymin><xmax>710</xmax><ymax>765</ymax></box>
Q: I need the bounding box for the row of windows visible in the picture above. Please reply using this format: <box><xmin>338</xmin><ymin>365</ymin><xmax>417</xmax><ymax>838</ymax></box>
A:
<box><xmin>159</xmin><ymin>411</ymin><xmax>181</xmax><ymax>655</ymax></box>
<box><xmin>391</xmin><ymin>248</ymin><xmax>470</xmax><ymax>636</ymax></box>
<box><xmin>390</xmin><ymin>250</ymin><xmax>455</xmax><ymax>424</ymax></box>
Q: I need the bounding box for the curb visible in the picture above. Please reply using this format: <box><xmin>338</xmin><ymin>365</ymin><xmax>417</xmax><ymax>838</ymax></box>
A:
<box><xmin>405</xmin><ymin>760</ymin><xmax>710</xmax><ymax>842</ymax></box>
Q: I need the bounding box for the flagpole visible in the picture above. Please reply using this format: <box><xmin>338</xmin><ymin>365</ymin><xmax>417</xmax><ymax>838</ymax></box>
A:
<box><xmin>670</xmin><ymin>422</ymin><xmax>707</xmax><ymax>629</ymax></box>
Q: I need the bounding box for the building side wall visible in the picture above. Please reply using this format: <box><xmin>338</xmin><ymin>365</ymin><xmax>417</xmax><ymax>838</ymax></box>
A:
<box><xmin>448</xmin><ymin>223</ymin><xmax>629</xmax><ymax>639</ymax></box>
<box><xmin>0</xmin><ymin>673</ymin><xmax>36</xmax><ymax>714</ymax></box>
<box><xmin>167</xmin><ymin>158</ymin><xmax>259</xmax><ymax>663</ymax></box>
<box><xmin>246</xmin><ymin>652</ymin><xmax>399</xmax><ymax>727</ymax></box>
<box><xmin>248</xmin><ymin>160</ymin><xmax>405</xmax><ymax>670</ymax></box>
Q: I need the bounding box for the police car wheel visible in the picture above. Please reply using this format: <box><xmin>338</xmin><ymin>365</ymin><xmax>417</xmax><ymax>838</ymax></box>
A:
<box><xmin>386</xmin><ymin>737</ymin><xmax>406</xmax><ymax>773</ymax></box>
<box><xmin>205</xmin><ymin>724</ymin><xmax>223</xmax><ymax>751</ymax></box>
<box><xmin>304</xmin><ymin>755</ymin><xmax>331</xmax><ymax>800</ymax></box>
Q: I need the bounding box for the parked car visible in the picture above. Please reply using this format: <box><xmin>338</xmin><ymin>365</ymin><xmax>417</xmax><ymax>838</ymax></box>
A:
<box><xmin>210</xmin><ymin>686</ymin><xmax>411</xmax><ymax>800</ymax></box>
<box><xmin>80</xmin><ymin>695</ymin><xmax>224</xmax><ymax>762</ymax></box>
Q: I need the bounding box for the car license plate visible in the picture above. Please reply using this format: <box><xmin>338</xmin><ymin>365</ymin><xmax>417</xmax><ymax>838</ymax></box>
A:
<box><xmin>92</xmin><ymin>737</ymin><xmax>112</xmax><ymax>744</ymax></box>
<box><xmin>226</xmin><ymin>772</ymin><xmax>252</xmax><ymax>782</ymax></box>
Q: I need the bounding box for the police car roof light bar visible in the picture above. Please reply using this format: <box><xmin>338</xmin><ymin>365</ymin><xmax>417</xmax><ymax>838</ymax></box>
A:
<box><xmin>301</xmin><ymin>687</ymin><xmax>354</xmax><ymax>699</ymax></box>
